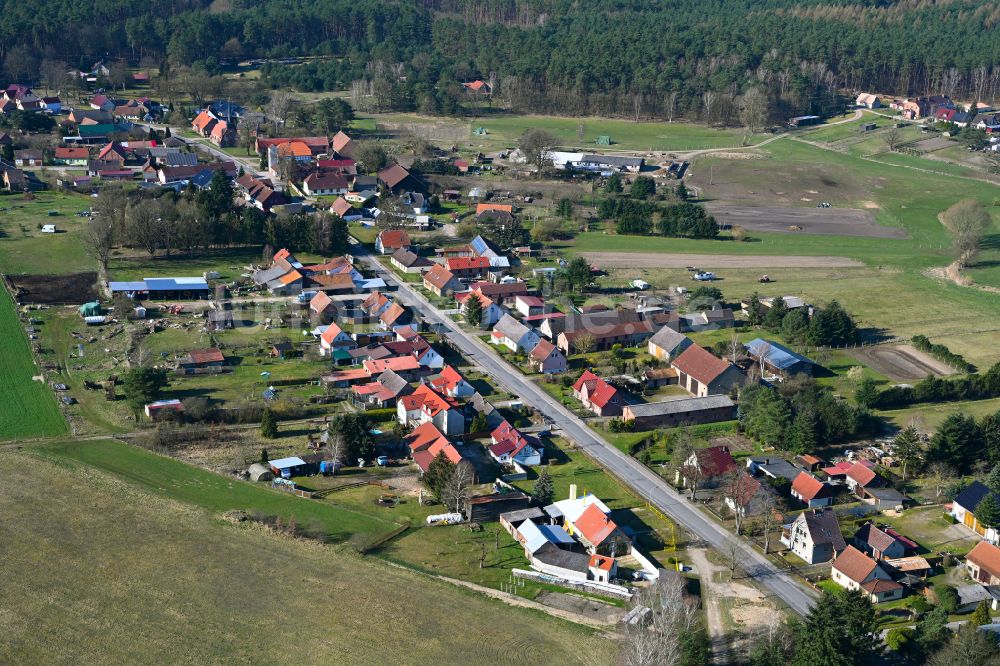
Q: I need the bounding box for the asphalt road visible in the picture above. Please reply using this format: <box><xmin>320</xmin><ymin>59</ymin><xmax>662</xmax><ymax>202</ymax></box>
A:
<box><xmin>356</xmin><ymin>243</ymin><xmax>817</xmax><ymax>617</ymax></box>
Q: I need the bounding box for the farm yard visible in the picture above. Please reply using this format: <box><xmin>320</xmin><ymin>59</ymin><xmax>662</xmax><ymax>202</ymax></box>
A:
<box><xmin>2</xmin><ymin>444</ymin><xmax>614</xmax><ymax>665</ymax></box>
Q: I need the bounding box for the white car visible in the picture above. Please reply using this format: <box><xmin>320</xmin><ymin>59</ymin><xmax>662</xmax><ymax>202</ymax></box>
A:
<box><xmin>693</xmin><ymin>272</ymin><xmax>716</xmax><ymax>281</ymax></box>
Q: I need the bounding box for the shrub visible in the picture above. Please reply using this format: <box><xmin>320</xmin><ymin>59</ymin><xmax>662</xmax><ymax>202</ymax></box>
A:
<box><xmin>885</xmin><ymin>627</ymin><xmax>914</xmax><ymax>651</ymax></box>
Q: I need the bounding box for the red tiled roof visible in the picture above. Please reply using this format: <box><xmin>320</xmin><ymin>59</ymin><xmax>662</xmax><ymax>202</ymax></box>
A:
<box><xmin>846</xmin><ymin>461</ymin><xmax>878</xmax><ymax>487</ymax></box>
<box><xmin>694</xmin><ymin>446</ymin><xmax>736</xmax><ymax>478</ymax></box>
<box><xmin>363</xmin><ymin>356</ymin><xmax>420</xmax><ymax>375</ymax></box>
<box><xmin>309</xmin><ymin>290</ymin><xmax>333</xmax><ymax>313</ymax></box>
<box><xmin>379</xmin><ymin>303</ymin><xmax>406</xmax><ymax>326</ymax></box>
<box><xmin>589</xmin><ymin>554</ymin><xmax>614</xmax><ymax>572</ymax></box>
<box><xmin>187</xmin><ymin>348</ymin><xmax>225</xmax><ymax>365</ymax></box>
<box><xmin>530</xmin><ymin>339</ymin><xmax>557</xmax><ymax>361</ymax></box>
<box><xmin>309</xmin><ymin>273</ymin><xmax>355</xmax><ymax>290</ymax></box>
<box><xmin>331</xmin><ymin>131</ymin><xmax>353</xmax><ymax>155</ymax></box>
<box><xmin>671</xmin><ymin>344</ymin><xmax>732</xmax><ymax>385</ymax></box>
<box><xmin>586</xmin><ymin>380</ymin><xmax>619</xmax><ymax>409</ymax></box>
<box><xmin>278</xmin><ymin>141</ymin><xmax>313</xmax><ymax>158</ymax></box>
<box><xmin>192</xmin><ymin>110</ymin><xmax>216</xmax><ymax>131</ymax></box>
<box><xmin>574</xmin><ymin>503</ymin><xmax>618</xmax><ymax>547</ymax></box>
<box><xmin>430</xmin><ymin>365</ymin><xmax>466</xmax><ymax>393</ymax></box>
<box><xmin>278</xmin><ymin>269</ymin><xmax>303</xmax><ymax>286</ymax></box>
<box><xmin>423</xmin><ymin>264</ymin><xmax>457</xmax><ymax>290</ymax></box>
<box><xmin>407</xmin><ymin>384</ymin><xmax>458</xmax><ymax>417</ymax></box>
<box><xmin>859</xmin><ymin>579</ymin><xmax>902</xmax><ymax>595</ymax></box>
<box><xmin>54</xmin><ymin>147</ymin><xmax>89</xmax><ymax>159</ymax></box>
<box><xmin>968</xmin><ymin>541</ymin><xmax>1000</xmax><ymax>580</ymax></box>
<box><xmin>832</xmin><ymin>545</ymin><xmax>878</xmax><ymax>583</ymax></box>
<box><xmin>446</xmin><ymin>257</ymin><xmax>491</xmax><ymax>272</ymax></box>
<box><xmin>304</xmin><ymin>171</ymin><xmax>348</xmax><ymax>191</ymax></box>
<box><xmin>476</xmin><ymin>203</ymin><xmax>512</xmax><ymax>215</ymax></box>
<box><xmin>791</xmin><ymin>472</ymin><xmax>829</xmax><ymax>502</ymax></box>
<box><xmin>330</xmin><ymin>197</ymin><xmax>353</xmax><ymax>217</ymax></box>
<box><xmin>377</xmin><ymin>229</ymin><xmax>411</xmax><ymax>249</ymax></box>
<box><xmin>572</xmin><ymin>370</ymin><xmax>601</xmax><ymax>393</ymax></box>
<box><xmin>320</xmin><ymin>322</ymin><xmax>346</xmax><ymax>346</ymax></box>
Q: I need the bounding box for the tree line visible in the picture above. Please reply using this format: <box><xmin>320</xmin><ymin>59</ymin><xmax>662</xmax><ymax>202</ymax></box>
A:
<box><xmin>8</xmin><ymin>1</ymin><xmax>1000</xmax><ymax>124</ymax></box>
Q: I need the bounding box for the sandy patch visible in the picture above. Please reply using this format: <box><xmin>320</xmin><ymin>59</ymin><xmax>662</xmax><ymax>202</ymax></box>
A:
<box><xmin>581</xmin><ymin>252</ymin><xmax>864</xmax><ymax>269</ymax></box>
<box><xmin>848</xmin><ymin>344</ymin><xmax>956</xmax><ymax>382</ymax></box>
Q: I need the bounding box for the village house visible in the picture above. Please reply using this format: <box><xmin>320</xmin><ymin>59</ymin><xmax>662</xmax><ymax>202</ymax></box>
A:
<box><xmin>647</xmin><ymin>327</ymin><xmax>693</xmax><ymax>362</ymax></box>
<box><xmin>398</xmin><ymin>384</ymin><xmax>464</xmax><ymax>435</ymax></box>
<box><xmin>319</xmin><ymin>322</ymin><xmax>356</xmax><ymax>354</ymax></box>
<box><xmin>951</xmin><ymin>481</ymin><xmax>1000</xmax><ymax>544</ymax></box>
<box><xmin>488</xmin><ymin>422</ymin><xmax>543</xmax><ymax>467</ymax></box>
<box><xmin>191</xmin><ymin>110</ymin><xmax>219</xmax><ymax>138</ymax></box>
<box><xmin>353</xmin><ymin>369</ymin><xmax>414</xmax><ymax>409</ymax></box>
<box><xmin>209</xmin><ymin>120</ymin><xmax>234</xmax><ymax>147</ymax></box>
<box><xmin>852</xmin><ymin>522</ymin><xmax>917</xmax><ymax>561</ymax></box>
<box><xmin>967</xmin><ymin>541</ymin><xmax>1000</xmax><ymax>585</ymax></box>
<box><xmin>377</xmin><ymin>163</ymin><xmax>422</xmax><ymax>194</ymax></box>
<box><xmin>405</xmin><ymin>422</ymin><xmax>466</xmax><ymax>474</ymax></box>
<box><xmin>790</xmin><ymin>471</ymin><xmax>834</xmax><ymax>508</ymax></box>
<box><xmin>831</xmin><ymin>546</ymin><xmax>904</xmax><ymax>603</ymax></box>
<box><xmin>303</xmin><ymin>172</ymin><xmax>349</xmax><ymax>196</ymax></box>
<box><xmin>622</xmin><ymin>395</ymin><xmax>736</xmax><ymax>429</ymax></box>
<box><xmin>378</xmin><ymin>303</ymin><xmax>410</xmax><ymax>330</ymax></box>
<box><xmin>429</xmin><ymin>365</ymin><xmax>475</xmax><ymax>398</ymax></box>
<box><xmin>456</xmin><ymin>292</ymin><xmax>505</xmax><ymax>328</ymax></box>
<box><xmin>53</xmin><ymin>147</ymin><xmax>90</xmax><ymax>166</ymax></box>
<box><xmin>676</xmin><ymin>444</ymin><xmax>737</xmax><ymax>489</ymax></box>
<box><xmin>670</xmin><ymin>344</ymin><xmax>745</xmax><ymax>397</ymax></box>
<box><xmin>360</xmin><ymin>291</ymin><xmax>393</xmax><ymax>319</ymax></box>
<box><xmin>781</xmin><ymin>509</ymin><xmax>846</xmax><ymax>564</ymax></box>
<box><xmin>491</xmin><ymin>314</ymin><xmax>541</xmax><ymax>353</ymax></box>
<box><xmin>547</xmin><ymin>489</ymin><xmax>632</xmax><ymax>558</ymax></box>
<box><xmin>390</xmin><ymin>249</ymin><xmax>432</xmax><ymax>274</ymax></box>
<box><xmin>330</xmin><ymin>196</ymin><xmax>357</xmax><ymax>219</ymax></box>
<box><xmin>571</xmin><ymin>370</ymin><xmax>625</xmax><ymax>417</ymax></box>
<box><xmin>557</xmin><ymin>319</ymin><xmax>656</xmax><ymax>355</ymax></box>
<box><xmin>423</xmin><ymin>264</ymin><xmax>463</xmax><ymax>297</ymax></box>
<box><xmin>14</xmin><ymin>150</ymin><xmax>42</xmax><ymax>167</ymax></box>
<box><xmin>376</xmin><ymin>229</ymin><xmax>411</xmax><ymax>255</ymax></box>
<box><xmin>468</xmin><ymin>281</ymin><xmax>529</xmax><ymax>306</ymax></box>
<box><xmin>844</xmin><ymin>461</ymin><xmax>885</xmax><ymax>494</ymax></box>
<box><xmin>514</xmin><ymin>295</ymin><xmax>545</xmax><ymax>317</ymax></box>
<box><xmin>446</xmin><ymin>256</ymin><xmax>492</xmax><ymax>280</ymax></box>
<box><xmin>177</xmin><ymin>347</ymin><xmax>226</xmax><ymax>371</ymax></box>
<box><xmin>855</xmin><ymin>93</ymin><xmax>881</xmax><ymax>109</ymax></box>
<box><xmin>309</xmin><ymin>291</ymin><xmax>337</xmax><ymax>324</ymax></box>
<box><xmin>529</xmin><ymin>339</ymin><xmax>568</xmax><ymax>374</ymax></box>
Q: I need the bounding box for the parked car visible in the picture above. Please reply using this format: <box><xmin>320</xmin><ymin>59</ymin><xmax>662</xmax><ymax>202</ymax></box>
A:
<box><xmin>693</xmin><ymin>272</ymin><xmax>716</xmax><ymax>281</ymax></box>
<box><xmin>53</xmin><ymin>383</ymin><xmax>68</xmax><ymax>391</ymax></box>
<box><xmin>60</xmin><ymin>396</ymin><xmax>76</xmax><ymax>405</ymax></box>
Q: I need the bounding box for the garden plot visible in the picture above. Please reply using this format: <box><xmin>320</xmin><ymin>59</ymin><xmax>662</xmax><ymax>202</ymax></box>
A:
<box><xmin>848</xmin><ymin>344</ymin><xmax>956</xmax><ymax>382</ymax></box>
<box><xmin>7</xmin><ymin>272</ymin><xmax>99</xmax><ymax>305</ymax></box>
<box><xmin>705</xmin><ymin>205</ymin><xmax>908</xmax><ymax>239</ymax></box>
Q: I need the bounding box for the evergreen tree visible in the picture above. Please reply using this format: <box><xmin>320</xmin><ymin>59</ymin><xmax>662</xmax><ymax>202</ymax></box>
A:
<box><xmin>555</xmin><ymin>197</ymin><xmax>573</xmax><ymax>219</ymax></box>
<box><xmin>531</xmin><ymin>468</ymin><xmax>555</xmax><ymax>507</ymax></box>
<box><xmin>927</xmin><ymin>413</ymin><xmax>981</xmax><ymax>473</ymax></box>
<box><xmin>327</xmin><ymin>413</ymin><xmax>374</xmax><ymax>462</ymax></box>
<box><xmin>982</xmin><ymin>411</ymin><xmax>1000</xmax><ymax>466</ymax></box>
<box><xmin>122</xmin><ymin>367</ymin><xmax>169</xmax><ymax>417</ymax></box>
<box><xmin>781</xmin><ymin>308</ymin><xmax>810</xmax><ymax>343</ymax></box>
<box><xmin>260</xmin><ymin>408</ymin><xmax>278</xmax><ymax>438</ymax></box>
<box><xmin>605</xmin><ymin>173</ymin><xmax>622</xmax><ymax>193</ymax></box>
<box><xmin>329</xmin><ymin>214</ymin><xmax>350</xmax><ymax>255</ymax></box>
<box><xmin>260</xmin><ymin>448</ymin><xmax>269</xmax><ymax>464</ymax></box>
<box><xmin>788</xmin><ymin>409</ymin><xmax>819</xmax><ymax>454</ymax></box>
<box><xmin>676</xmin><ymin>181</ymin><xmax>689</xmax><ymax>201</ymax></box>
<box><xmin>855</xmin><ymin>378</ymin><xmax>878</xmax><ymax>408</ymax></box>
<box><xmin>465</xmin><ymin>293</ymin><xmax>483</xmax><ymax>327</ymax></box>
<box><xmin>630</xmin><ymin>175</ymin><xmax>655</xmax><ymax>199</ymax></box>
<box><xmin>892</xmin><ymin>425</ymin><xmax>923</xmax><ymax>480</ymax></box>
<box><xmin>972</xmin><ymin>599</ymin><xmax>993</xmax><ymax>626</ymax></box>
<box><xmin>423</xmin><ymin>451</ymin><xmax>455</xmax><ymax>501</ymax></box>
<box><xmin>470</xmin><ymin>412</ymin><xmax>487</xmax><ymax>433</ymax></box>
<box><xmin>808</xmin><ymin>300</ymin><xmax>857</xmax><ymax>347</ymax></box>
<box><xmin>792</xmin><ymin>590</ymin><xmax>877</xmax><ymax>666</ymax></box>
<box><xmin>762</xmin><ymin>296</ymin><xmax>788</xmax><ymax>330</ymax></box>
<box><xmin>989</xmin><ymin>463</ymin><xmax>1000</xmax><ymax>494</ymax></box>
<box><xmin>746</xmin><ymin>292</ymin><xmax>765</xmax><ymax>326</ymax></box>
<box><xmin>976</xmin><ymin>493</ymin><xmax>1000</xmax><ymax>529</ymax></box>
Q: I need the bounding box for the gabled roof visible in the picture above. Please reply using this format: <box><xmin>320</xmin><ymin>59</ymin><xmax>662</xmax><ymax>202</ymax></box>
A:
<box><xmin>476</xmin><ymin>202</ymin><xmax>513</xmax><ymax>215</ymax></box>
<box><xmin>833</xmin><ymin>545</ymin><xmax>879</xmax><ymax>584</ymax></box>
<box><xmin>745</xmin><ymin>338</ymin><xmax>815</xmax><ymax>370</ymax></box>
<box><xmin>192</xmin><ymin>110</ymin><xmax>216</xmax><ymax>131</ymax></box>
<box><xmin>797</xmin><ymin>509</ymin><xmax>846</xmax><ymax>550</ymax></box>
<box><xmin>361</xmin><ymin>290</ymin><xmax>390</xmax><ymax>313</ymax></box>
<box><xmin>693</xmin><ymin>445</ymin><xmax>736</xmax><ymax>478</ymax></box>
<box><xmin>331</xmin><ymin>131</ymin><xmax>353</xmax><ymax>155</ymax></box>
<box><xmin>446</xmin><ymin>256</ymin><xmax>491</xmax><ymax>272</ymax></box>
<box><xmin>968</xmin><ymin>541</ymin><xmax>1000</xmax><ymax>580</ymax></box>
<box><xmin>573</xmin><ymin>503</ymin><xmax>619</xmax><ymax>547</ymax></box>
<box><xmin>405</xmin><ymin>421</ymin><xmax>449</xmax><ymax>453</ymax></box>
<box><xmin>391</xmin><ymin>249</ymin><xmax>430</xmax><ymax>269</ymax></box>
<box><xmin>309</xmin><ymin>290</ymin><xmax>333</xmax><ymax>313</ymax></box>
<box><xmin>320</xmin><ymin>322</ymin><xmax>347</xmax><ymax>345</ymax></box>
<box><xmin>649</xmin><ymin>327</ymin><xmax>691</xmax><ymax>355</ymax></box>
<box><xmin>379</xmin><ymin>302</ymin><xmax>407</xmax><ymax>326</ymax></box>
<box><xmin>363</xmin><ymin>356</ymin><xmax>420</xmax><ymax>375</ymax></box>
<box><xmin>494</xmin><ymin>314</ymin><xmax>533</xmax><ymax>344</ymax></box>
<box><xmin>405</xmin><ymin>384</ymin><xmax>459</xmax><ymax>417</ymax></box>
<box><xmin>278</xmin><ymin>141</ymin><xmax>313</xmax><ymax>158</ymax></box>
<box><xmin>429</xmin><ymin>365</ymin><xmax>467</xmax><ymax>393</ymax></box>
<box><xmin>846</xmin><ymin>461</ymin><xmax>879</xmax><ymax>487</ymax></box>
<box><xmin>530</xmin><ymin>339</ymin><xmax>559</xmax><ymax>362</ymax></box>
<box><xmin>54</xmin><ymin>147</ymin><xmax>89</xmax><ymax>159</ymax></box>
<box><xmin>671</xmin><ymin>344</ymin><xmax>733</xmax><ymax>385</ymax></box>
<box><xmin>423</xmin><ymin>264</ymin><xmax>458</xmax><ymax>290</ymax></box>
<box><xmin>377</xmin><ymin>229</ymin><xmax>411</xmax><ymax>249</ymax></box>
<box><xmin>185</xmin><ymin>348</ymin><xmax>225</xmax><ymax>365</ymax></box>
<box><xmin>791</xmin><ymin>472</ymin><xmax>830</xmax><ymax>502</ymax></box>
<box><xmin>954</xmin><ymin>481</ymin><xmax>999</xmax><ymax>513</ymax></box>
<box><xmin>330</xmin><ymin>197</ymin><xmax>353</xmax><ymax>217</ymax></box>
<box><xmin>854</xmin><ymin>522</ymin><xmax>903</xmax><ymax>554</ymax></box>
<box><xmin>304</xmin><ymin>171</ymin><xmax>348</xmax><ymax>190</ymax></box>
<box><xmin>377</xmin><ymin>163</ymin><xmax>411</xmax><ymax>188</ymax></box>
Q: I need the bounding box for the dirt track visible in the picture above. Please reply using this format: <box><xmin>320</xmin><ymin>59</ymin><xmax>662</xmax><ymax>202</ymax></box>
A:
<box><xmin>580</xmin><ymin>252</ymin><xmax>864</xmax><ymax>269</ymax></box>
<box><xmin>705</xmin><ymin>205</ymin><xmax>909</xmax><ymax>239</ymax></box>
<box><xmin>849</xmin><ymin>344</ymin><xmax>956</xmax><ymax>382</ymax></box>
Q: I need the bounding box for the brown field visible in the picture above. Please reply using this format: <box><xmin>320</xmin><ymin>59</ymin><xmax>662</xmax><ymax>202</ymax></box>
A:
<box><xmin>848</xmin><ymin>344</ymin><xmax>956</xmax><ymax>382</ymax></box>
<box><xmin>580</xmin><ymin>252</ymin><xmax>863</xmax><ymax>269</ymax></box>
<box><xmin>7</xmin><ymin>272</ymin><xmax>99</xmax><ymax>304</ymax></box>
<box><xmin>912</xmin><ymin>136</ymin><xmax>955</xmax><ymax>152</ymax></box>
<box><xmin>705</xmin><ymin>205</ymin><xmax>908</xmax><ymax>239</ymax></box>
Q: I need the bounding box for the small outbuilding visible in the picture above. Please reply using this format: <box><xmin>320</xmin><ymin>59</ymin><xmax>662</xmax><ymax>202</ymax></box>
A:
<box><xmin>248</xmin><ymin>463</ymin><xmax>274</xmax><ymax>482</ymax></box>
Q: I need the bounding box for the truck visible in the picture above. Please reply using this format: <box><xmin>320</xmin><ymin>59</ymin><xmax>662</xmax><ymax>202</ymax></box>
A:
<box><xmin>629</xmin><ymin>279</ymin><xmax>650</xmax><ymax>291</ymax></box>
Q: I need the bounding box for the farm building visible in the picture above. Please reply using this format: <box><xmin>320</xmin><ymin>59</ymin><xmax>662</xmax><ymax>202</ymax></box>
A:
<box><xmin>621</xmin><ymin>395</ymin><xmax>736</xmax><ymax>429</ymax></box>
<box><xmin>144</xmin><ymin>399</ymin><xmax>183</xmax><ymax>420</ymax></box>
<box><xmin>108</xmin><ymin>277</ymin><xmax>211</xmax><ymax>300</ymax></box>
<box><xmin>745</xmin><ymin>339</ymin><xmax>816</xmax><ymax>377</ymax></box>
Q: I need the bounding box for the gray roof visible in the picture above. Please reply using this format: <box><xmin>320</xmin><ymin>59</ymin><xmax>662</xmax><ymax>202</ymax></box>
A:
<box><xmin>799</xmin><ymin>510</ymin><xmax>846</xmax><ymax>549</ymax></box>
<box><xmin>865</xmin><ymin>487</ymin><xmax>910</xmax><ymax>505</ymax></box>
<box><xmin>391</xmin><ymin>248</ymin><xmax>431</xmax><ymax>268</ymax></box>
<box><xmin>377</xmin><ymin>369</ymin><xmax>411</xmax><ymax>397</ymax></box>
<box><xmin>749</xmin><ymin>456</ymin><xmax>805</xmax><ymax>482</ymax></box>
<box><xmin>957</xmin><ymin>584</ymin><xmax>994</xmax><ymax>606</ymax></box>
<box><xmin>518</xmin><ymin>519</ymin><xmax>576</xmax><ymax>555</ymax></box>
<box><xmin>532</xmin><ymin>542</ymin><xmax>590</xmax><ymax>573</ymax></box>
<box><xmin>252</xmin><ymin>265</ymin><xmax>288</xmax><ymax>285</ymax></box>
<box><xmin>500</xmin><ymin>507</ymin><xmax>545</xmax><ymax>525</ymax></box>
<box><xmin>627</xmin><ymin>395</ymin><xmax>734</xmax><ymax>418</ymax></box>
<box><xmin>494</xmin><ymin>314</ymin><xmax>533</xmax><ymax>344</ymax></box>
<box><xmin>648</xmin><ymin>327</ymin><xmax>692</xmax><ymax>354</ymax></box>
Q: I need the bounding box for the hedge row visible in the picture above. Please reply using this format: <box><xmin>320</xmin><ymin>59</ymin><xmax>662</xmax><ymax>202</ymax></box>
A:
<box><xmin>873</xmin><ymin>362</ymin><xmax>1000</xmax><ymax>409</ymax></box>
<box><xmin>911</xmin><ymin>335</ymin><xmax>975</xmax><ymax>373</ymax></box>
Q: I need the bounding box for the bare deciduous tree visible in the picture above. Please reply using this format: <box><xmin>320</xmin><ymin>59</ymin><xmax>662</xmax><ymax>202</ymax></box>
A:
<box><xmin>925</xmin><ymin>462</ymin><xmax>955</xmax><ymax>502</ymax></box>
<box><xmin>620</xmin><ymin>572</ymin><xmax>701</xmax><ymax>666</ymax></box>
<box><xmin>82</xmin><ymin>214</ymin><xmax>115</xmax><ymax>271</ymax></box>
<box><xmin>941</xmin><ymin>199</ymin><xmax>991</xmax><ymax>266</ymax></box>
<box><xmin>738</xmin><ymin>87</ymin><xmax>770</xmax><ymax>132</ymax></box>
<box><xmin>266</xmin><ymin>90</ymin><xmax>291</xmax><ymax>132</ymax></box>
<box><xmin>441</xmin><ymin>461</ymin><xmax>474</xmax><ymax>513</ymax></box>
<box><xmin>723</xmin><ymin>469</ymin><xmax>758</xmax><ymax>535</ymax></box>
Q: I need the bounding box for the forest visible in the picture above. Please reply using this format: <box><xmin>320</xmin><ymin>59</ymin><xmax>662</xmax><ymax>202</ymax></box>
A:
<box><xmin>4</xmin><ymin>0</ymin><xmax>1000</xmax><ymax>121</ymax></box>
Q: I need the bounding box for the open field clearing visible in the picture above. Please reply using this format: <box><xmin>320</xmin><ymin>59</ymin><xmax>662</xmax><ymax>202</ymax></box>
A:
<box><xmin>848</xmin><ymin>344</ymin><xmax>956</xmax><ymax>382</ymax></box>
<box><xmin>581</xmin><ymin>252</ymin><xmax>863</xmax><ymax>269</ymax></box>
<box><xmin>0</xmin><ymin>191</ymin><xmax>94</xmax><ymax>275</ymax></box>
<box><xmin>1</xmin><ymin>446</ymin><xmax>614</xmax><ymax>664</ymax></box>
<box><xmin>705</xmin><ymin>204</ymin><xmax>908</xmax><ymax>239</ymax></box>
<box><xmin>7</xmin><ymin>272</ymin><xmax>99</xmax><ymax>304</ymax></box>
<box><xmin>0</xmin><ymin>288</ymin><xmax>65</xmax><ymax>440</ymax></box>
<box><xmin>363</xmin><ymin>111</ymin><xmax>764</xmax><ymax>152</ymax></box>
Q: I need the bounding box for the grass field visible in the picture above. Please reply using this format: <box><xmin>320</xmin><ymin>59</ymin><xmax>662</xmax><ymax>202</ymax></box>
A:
<box><xmin>0</xmin><ymin>190</ymin><xmax>95</xmax><ymax>275</ymax></box>
<box><xmin>1</xmin><ymin>446</ymin><xmax>615</xmax><ymax>664</ymax></box>
<box><xmin>364</xmin><ymin>111</ymin><xmax>765</xmax><ymax>152</ymax></box>
<box><xmin>0</xmin><ymin>288</ymin><xmax>66</xmax><ymax>440</ymax></box>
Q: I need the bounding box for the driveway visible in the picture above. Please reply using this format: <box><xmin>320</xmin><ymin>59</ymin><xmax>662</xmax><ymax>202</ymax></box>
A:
<box><xmin>354</xmin><ymin>240</ymin><xmax>818</xmax><ymax>618</ymax></box>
